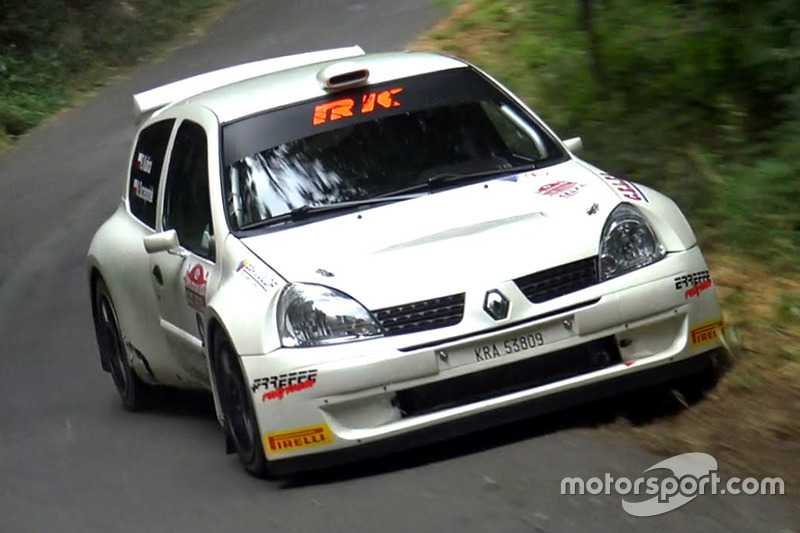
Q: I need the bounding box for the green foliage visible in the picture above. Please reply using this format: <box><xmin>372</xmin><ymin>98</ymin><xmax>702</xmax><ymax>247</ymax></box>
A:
<box><xmin>453</xmin><ymin>0</ymin><xmax>800</xmax><ymax>270</ymax></box>
<box><xmin>0</xmin><ymin>0</ymin><xmax>229</xmax><ymax>138</ymax></box>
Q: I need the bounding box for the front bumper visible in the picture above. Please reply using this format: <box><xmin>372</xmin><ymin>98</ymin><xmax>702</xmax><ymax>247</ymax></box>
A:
<box><xmin>241</xmin><ymin>246</ymin><xmax>726</xmax><ymax>474</ymax></box>
<box><xmin>268</xmin><ymin>348</ymin><xmax>722</xmax><ymax>476</ymax></box>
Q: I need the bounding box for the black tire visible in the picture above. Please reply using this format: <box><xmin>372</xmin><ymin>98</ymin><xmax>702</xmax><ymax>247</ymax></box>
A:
<box><xmin>212</xmin><ymin>332</ymin><xmax>269</xmax><ymax>478</ymax></box>
<box><xmin>93</xmin><ymin>278</ymin><xmax>153</xmax><ymax>411</ymax></box>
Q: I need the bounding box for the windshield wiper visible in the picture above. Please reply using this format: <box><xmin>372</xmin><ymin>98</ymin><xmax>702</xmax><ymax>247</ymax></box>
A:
<box><xmin>238</xmin><ymin>195</ymin><xmax>423</xmax><ymax>231</ymax></box>
<box><xmin>377</xmin><ymin>163</ymin><xmax>540</xmax><ymax>198</ymax></box>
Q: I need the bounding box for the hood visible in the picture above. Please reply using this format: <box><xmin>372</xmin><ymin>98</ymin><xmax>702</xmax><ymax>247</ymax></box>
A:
<box><xmin>242</xmin><ymin>160</ymin><xmax>622</xmax><ymax>309</ymax></box>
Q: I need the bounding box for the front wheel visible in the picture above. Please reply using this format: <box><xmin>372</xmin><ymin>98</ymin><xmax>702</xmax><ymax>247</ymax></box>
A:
<box><xmin>93</xmin><ymin>278</ymin><xmax>153</xmax><ymax>410</ymax></box>
<box><xmin>212</xmin><ymin>333</ymin><xmax>269</xmax><ymax>478</ymax></box>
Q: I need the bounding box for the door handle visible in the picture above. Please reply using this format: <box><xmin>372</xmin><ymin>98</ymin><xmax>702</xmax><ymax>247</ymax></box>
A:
<box><xmin>152</xmin><ymin>265</ymin><xmax>164</xmax><ymax>286</ymax></box>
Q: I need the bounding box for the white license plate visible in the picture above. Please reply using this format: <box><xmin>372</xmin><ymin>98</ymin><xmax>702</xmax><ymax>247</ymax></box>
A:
<box><xmin>442</xmin><ymin>319</ymin><xmax>575</xmax><ymax>368</ymax></box>
<box><xmin>473</xmin><ymin>331</ymin><xmax>546</xmax><ymax>362</ymax></box>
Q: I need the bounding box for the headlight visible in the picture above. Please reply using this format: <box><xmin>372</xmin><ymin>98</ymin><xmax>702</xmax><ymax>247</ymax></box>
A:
<box><xmin>277</xmin><ymin>283</ymin><xmax>382</xmax><ymax>347</ymax></box>
<box><xmin>599</xmin><ymin>203</ymin><xmax>665</xmax><ymax>281</ymax></box>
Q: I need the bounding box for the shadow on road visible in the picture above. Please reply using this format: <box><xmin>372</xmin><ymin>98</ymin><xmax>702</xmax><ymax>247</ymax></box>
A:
<box><xmin>139</xmin><ymin>387</ymin><xmax>218</xmax><ymax>420</ymax></box>
<box><xmin>130</xmin><ymin>366</ymin><xmax>721</xmax><ymax>487</ymax></box>
<box><xmin>282</xmin><ymin>367</ymin><xmax>722</xmax><ymax>489</ymax></box>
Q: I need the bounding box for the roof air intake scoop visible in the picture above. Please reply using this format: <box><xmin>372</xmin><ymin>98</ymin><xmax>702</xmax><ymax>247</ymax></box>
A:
<box><xmin>317</xmin><ymin>62</ymin><xmax>370</xmax><ymax>91</ymax></box>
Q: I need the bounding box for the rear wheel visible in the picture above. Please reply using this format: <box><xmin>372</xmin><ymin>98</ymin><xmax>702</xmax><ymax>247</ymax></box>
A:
<box><xmin>213</xmin><ymin>332</ymin><xmax>269</xmax><ymax>478</ymax></box>
<box><xmin>93</xmin><ymin>278</ymin><xmax>153</xmax><ymax>410</ymax></box>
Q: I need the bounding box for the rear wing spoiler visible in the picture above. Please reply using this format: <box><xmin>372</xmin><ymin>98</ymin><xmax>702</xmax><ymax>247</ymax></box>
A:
<box><xmin>132</xmin><ymin>45</ymin><xmax>365</xmax><ymax>121</ymax></box>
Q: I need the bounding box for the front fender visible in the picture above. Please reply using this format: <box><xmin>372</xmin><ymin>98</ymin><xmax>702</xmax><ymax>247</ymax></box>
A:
<box><xmin>574</xmin><ymin>158</ymin><xmax>697</xmax><ymax>252</ymax></box>
<box><xmin>634</xmin><ymin>184</ymin><xmax>698</xmax><ymax>253</ymax></box>
<box><xmin>205</xmin><ymin>235</ymin><xmax>287</xmax><ymax>357</ymax></box>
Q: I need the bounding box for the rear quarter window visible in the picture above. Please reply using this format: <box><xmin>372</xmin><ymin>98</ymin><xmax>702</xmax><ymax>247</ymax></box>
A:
<box><xmin>128</xmin><ymin>119</ymin><xmax>175</xmax><ymax>228</ymax></box>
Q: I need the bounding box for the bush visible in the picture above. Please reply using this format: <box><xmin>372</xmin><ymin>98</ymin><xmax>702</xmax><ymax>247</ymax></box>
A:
<box><xmin>462</xmin><ymin>0</ymin><xmax>800</xmax><ymax>270</ymax></box>
<box><xmin>0</xmin><ymin>0</ymin><xmax>228</xmax><ymax>138</ymax></box>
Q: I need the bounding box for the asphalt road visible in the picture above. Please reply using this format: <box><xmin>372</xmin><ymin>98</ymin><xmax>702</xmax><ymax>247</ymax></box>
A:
<box><xmin>0</xmin><ymin>1</ymin><xmax>795</xmax><ymax>531</ymax></box>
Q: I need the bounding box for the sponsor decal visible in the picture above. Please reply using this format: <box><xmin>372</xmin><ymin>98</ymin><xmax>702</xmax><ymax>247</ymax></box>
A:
<box><xmin>261</xmin><ymin>379</ymin><xmax>316</xmax><ymax>401</ymax></box>
<box><xmin>132</xmin><ymin>178</ymin><xmax>154</xmax><ymax>203</ymax></box>
<box><xmin>674</xmin><ymin>270</ymin><xmax>711</xmax><ymax>291</ymax></box>
<box><xmin>497</xmin><ymin>169</ymin><xmax>549</xmax><ymax>183</ymax></box>
<box><xmin>522</xmin><ymin>170</ymin><xmax>549</xmax><ymax>179</ymax></box>
<box><xmin>685</xmin><ymin>278</ymin><xmax>713</xmax><ymax>298</ymax></box>
<box><xmin>689</xmin><ymin>318</ymin><xmax>724</xmax><ymax>347</ymax></box>
<box><xmin>184</xmin><ymin>263</ymin><xmax>208</xmax><ymax>311</ymax></box>
<box><xmin>263</xmin><ymin>424</ymin><xmax>332</xmax><ymax>453</ymax></box>
<box><xmin>236</xmin><ymin>259</ymin><xmax>279</xmax><ymax>292</ymax></box>
<box><xmin>315</xmin><ymin>268</ymin><xmax>335</xmax><ymax>278</ymax></box>
<box><xmin>251</xmin><ymin>369</ymin><xmax>318</xmax><ymax>399</ymax></box>
<box><xmin>312</xmin><ymin>87</ymin><xmax>402</xmax><ymax>125</ymax></box>
<box><xmin>537</xmin><ymin>181</ymin><xmax>586</xmax><ymax>198</ymax></box>
<box><xmin>135</xmin><ymin>152</ymin><xmax>153</xmax><ymax>174</ymax></box>
<box><xmin>600</xmin><ymin>172</ymin><xmax>648</xmax><ymax>202</ymax></box>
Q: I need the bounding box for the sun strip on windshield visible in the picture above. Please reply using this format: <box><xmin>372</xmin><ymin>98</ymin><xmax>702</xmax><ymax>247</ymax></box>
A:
<box><xmin>311</xmin><ymin>88</ymin><xmax>403</xmax><ymax>125</ymax></box>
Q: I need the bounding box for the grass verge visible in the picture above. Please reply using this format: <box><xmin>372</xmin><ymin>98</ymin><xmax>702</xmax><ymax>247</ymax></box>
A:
<box><xmin>0</xmin><ymin>0</ymin><xmax>235</xmax><ymax>147</ymax></box>
<box><xmin>415</xmin><ymin>0</ymin><xmax>800</xmax><ymax>508</ymax></box>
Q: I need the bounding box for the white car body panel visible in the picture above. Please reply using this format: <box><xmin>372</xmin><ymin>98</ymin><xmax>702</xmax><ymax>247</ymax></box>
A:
<box><xmin>190</xmin><ymin>52</ymin><xmax>466</xmax><ymax>124</ymax></box>
<box><xmin>133</xmin><ymin>45</ymin><xmax>366</xmax><ymax>120</ymax></box>
<box><xmin>241</xmin><ymin>159</ymin><xmax>696</xmax><ymax>310</ymax></box>
<box><xmin>87</xmin><ymin>48</ymin><xmax>727</xmax><ymax>473</ymax></box>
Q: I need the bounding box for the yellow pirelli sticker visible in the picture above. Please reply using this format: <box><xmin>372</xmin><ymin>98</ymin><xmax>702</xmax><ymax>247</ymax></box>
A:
<box><xmin>689</xmin><ymin>318</ymin><xmax>724</xmax><ymax>347</ymax></box>
<box><xmin>263</xmin><ymin>424</ymin><xmax>333</xmax><ymax>454</ymax></box>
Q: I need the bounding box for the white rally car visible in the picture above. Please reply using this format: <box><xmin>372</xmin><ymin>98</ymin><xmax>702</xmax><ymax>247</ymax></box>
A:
<box><xmin>87</xmin><ymin>46</ymin><xmax>727</xmax><ymax>477</ymax></box>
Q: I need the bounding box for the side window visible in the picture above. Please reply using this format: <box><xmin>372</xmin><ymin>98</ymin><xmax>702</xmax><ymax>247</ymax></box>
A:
<box><xmin>163</xmin><ymin>120</ymin><xmax>213</xmax><ymax>260</ymax></box>
<box><xmin>129</xmin><ymin>119</ymin><xmax>175</xmax><ymax>228</ymax></box>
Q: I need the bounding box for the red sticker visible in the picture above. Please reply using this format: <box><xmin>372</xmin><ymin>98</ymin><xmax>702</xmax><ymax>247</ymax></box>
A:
<box><xmin>537</xmin><ymin>181</ymin><xmax>585</xmax><ymax>198</ymax></box>
<box><xmin>261</xmin><ymin>379</ymin><xmax>316</xmax><ymax>401</ymax></box>
<box><xmin>600</xmin><ymin>173</ymin><xmax>648</xmax><ymax>202</ymax></box>
<box><xmin>684</xmin><ymin>278</ymin><xmax>712</xmax><ymax>298</ymax></box>
<box><xmin>184</xmin><ymin>264</ymin><xmax>208</xmax><ymax>311</ymax></box>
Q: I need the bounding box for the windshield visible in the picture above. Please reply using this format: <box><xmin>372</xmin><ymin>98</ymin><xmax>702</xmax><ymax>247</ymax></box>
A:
<box><xmin>222</xmin><ymin>68</ymin><xmax>566</xmax><ymax>231</ymax></box>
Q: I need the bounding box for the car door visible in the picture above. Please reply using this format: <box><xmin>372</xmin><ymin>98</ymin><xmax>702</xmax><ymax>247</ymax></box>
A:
<box><xmin>149</xmin><ymin>118</ymin><xmax>218</xmax><ymax>388</ymax></box>
<box><xmin>116</xmin><ymin>118</ymin><xmax>178</xmax><ymax>381</ymax></box>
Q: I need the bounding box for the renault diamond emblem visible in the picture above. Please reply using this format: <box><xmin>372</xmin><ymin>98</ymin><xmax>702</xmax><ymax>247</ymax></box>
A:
<box><xmin>483</xmin><ymin>289</ymin><xmax>510</xmax><ymax>321</ymax></box>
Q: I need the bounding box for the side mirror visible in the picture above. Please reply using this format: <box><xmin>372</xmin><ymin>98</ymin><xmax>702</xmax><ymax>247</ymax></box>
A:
<box><xmin>563</xmin><ymin>137</ymin><xmax>583</xmax><ymax>154</ymax></box>
<box><xmin>143</xmin><ymin>230</ymin><xmax>180</xmax><ymax>255</ymax></box>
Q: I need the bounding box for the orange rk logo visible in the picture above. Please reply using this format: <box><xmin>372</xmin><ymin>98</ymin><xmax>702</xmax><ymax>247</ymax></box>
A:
<box><xmin>312</xmin><ymin>87</ymin><xmax>403</xmax><ymax>125</ymax></box>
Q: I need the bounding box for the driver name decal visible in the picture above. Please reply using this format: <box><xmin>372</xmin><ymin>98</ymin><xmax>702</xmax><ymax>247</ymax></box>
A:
<box><xmin>132</xmin><ymin>178</ymin><xmax>154</xmax><ymax>203</ymax></box>
<box><xmin>312</xmin><ymin>87</ymin><xmax>402</xmax><ymax>125</ymax></box>
<box><xmin>184</xmin><ymin>264</ymin><xmax>208</xmax><ymax>311</ymax></box>
<box><xmin>135</xmin><ymin>152</ymin><xmax>153</xmax><ymax>174</ymax></box>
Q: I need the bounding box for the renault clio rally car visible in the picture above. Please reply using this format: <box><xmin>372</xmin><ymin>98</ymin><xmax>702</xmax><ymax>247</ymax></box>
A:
<box><xmin>87</xmin><ymin>46</ymin><xmax>728</xmax><ymax>477</ymax></box>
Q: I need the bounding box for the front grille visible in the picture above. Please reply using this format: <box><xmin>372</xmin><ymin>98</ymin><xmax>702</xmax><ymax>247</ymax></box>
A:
<box><xmin>514</xmin><ymin>256</ymin><xmax>598</xmax><ymax>303</ymax></box>
<box><xmin>394</xmin><ymin>336</ymin><xmax>621</xmax><ymax>417</ymax></box>
<box><xmin>372</xmin><ymin>293</ymin><xmax>465</xmax><ymax>336</ymax></box>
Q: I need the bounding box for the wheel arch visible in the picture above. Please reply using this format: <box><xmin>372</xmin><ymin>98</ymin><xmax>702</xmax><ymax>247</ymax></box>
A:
<box><xmin>88</xmin><ymin>266</ymin><xmax>112</xmax><ymax>372</ymax></box>
<box><xmin>204</xmin><ymin>315</ymin><xmax>231</xmax><ymax>426</ymax></box>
